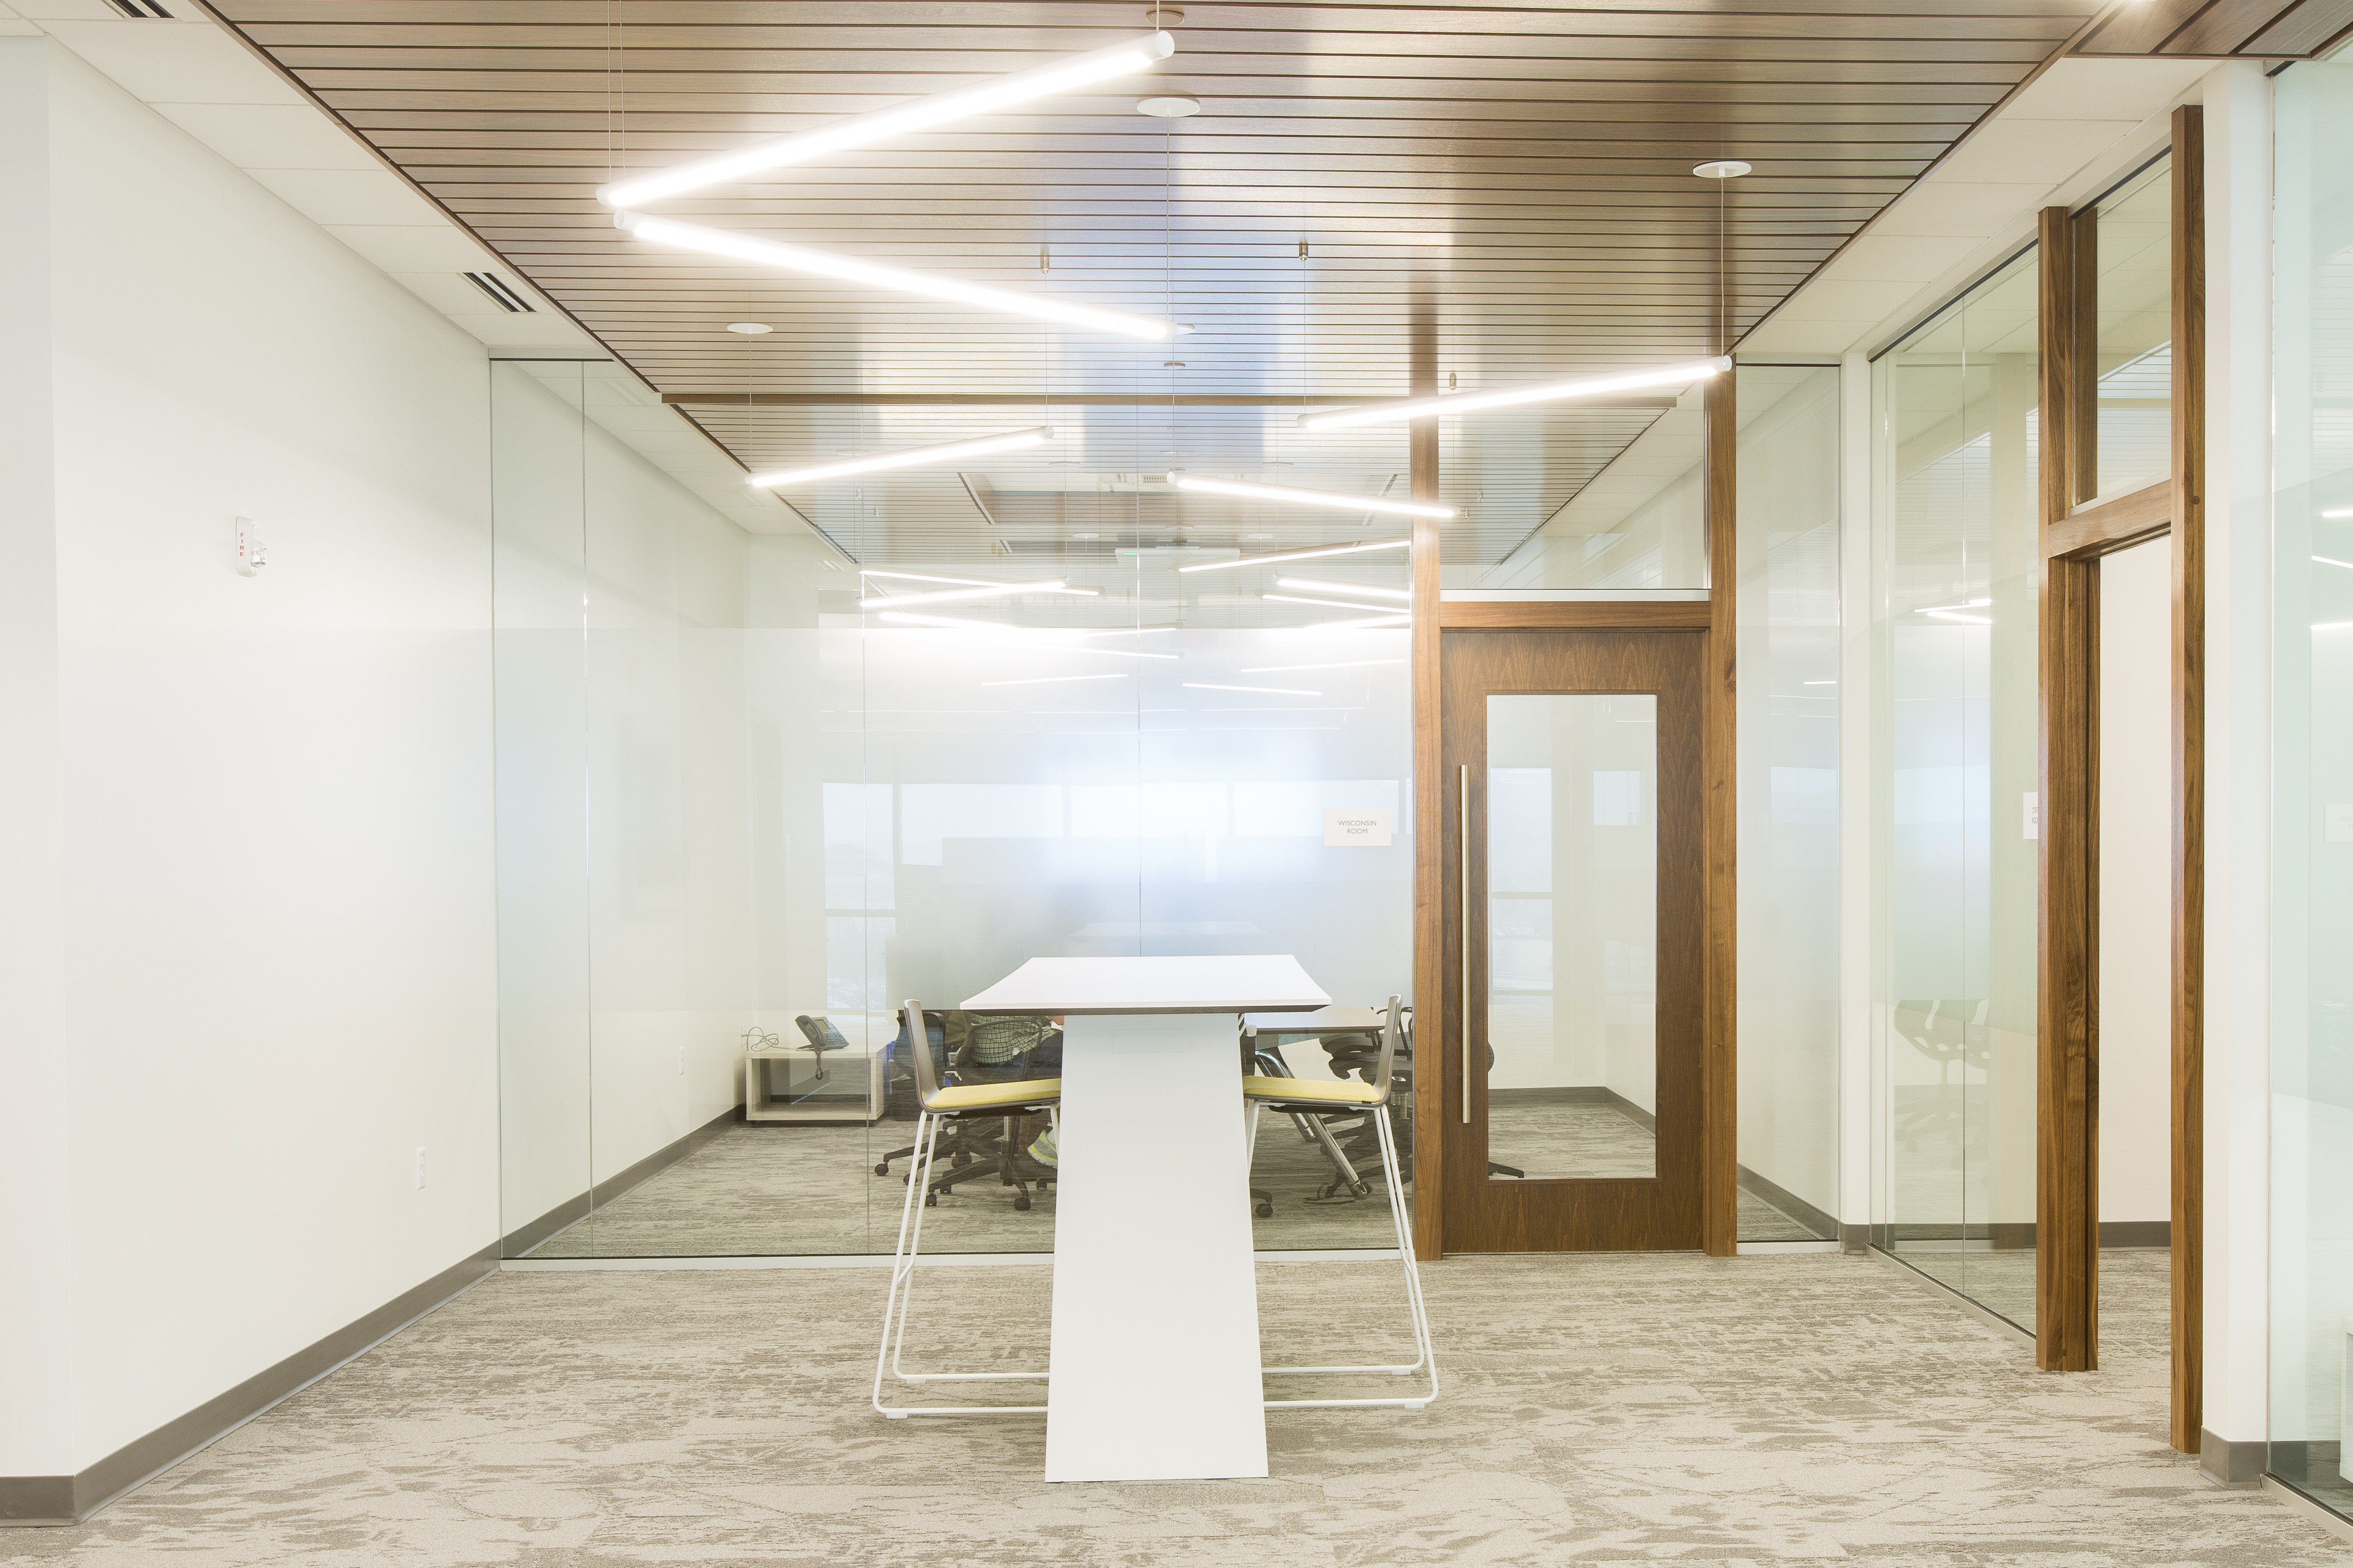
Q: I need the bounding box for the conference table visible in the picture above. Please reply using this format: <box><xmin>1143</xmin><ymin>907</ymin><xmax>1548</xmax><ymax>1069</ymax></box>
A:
<box><xmin>959</xmin><ymin>953</ymin><xmax>1330</xmax><ymax>1483</ymax></box>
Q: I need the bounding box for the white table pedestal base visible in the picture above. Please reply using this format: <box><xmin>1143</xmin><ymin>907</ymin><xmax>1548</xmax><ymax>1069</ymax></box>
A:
<box><xmin>1043</xmin><ymin>1012</ymin><xmax>1267</xmax><ymax>1482</ymax></box>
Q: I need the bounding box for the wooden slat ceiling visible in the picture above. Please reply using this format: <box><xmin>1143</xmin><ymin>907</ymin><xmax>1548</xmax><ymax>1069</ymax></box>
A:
<box><xmin>2074</xmin><ymin>0</ymin><xmax>2353</xmax><ymax>57</ymax></box>
<box><xmin>207</xmin><ymin>0</ymin><xmax>2113</xmax><ymax>569</ymax></box>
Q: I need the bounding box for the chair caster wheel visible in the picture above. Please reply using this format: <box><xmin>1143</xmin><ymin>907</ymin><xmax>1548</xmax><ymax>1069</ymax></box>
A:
<box><xmin>1014</xmin><ymin>1194</ymin><xmax>1031</xmax><ymax>1212</ymax></box>
<box><xmin>924</xmin><ymin>1194</ymin><xmax>938</xmax><ymax>1207</ymax></box>
<box><xmin>1255</xmin><ymin>1203</ymin><xmax>1272</xmax><ymax>1218</ymax></box>
<box><xmin>952</xmin><ymin>1151</ymin><xmax>972</xmax><ymax>1168</ymax></box>
<box><xmin>874</xmin><ymin>1162</ymin><xmax>891</xmax><ymax>1176</ymax></box>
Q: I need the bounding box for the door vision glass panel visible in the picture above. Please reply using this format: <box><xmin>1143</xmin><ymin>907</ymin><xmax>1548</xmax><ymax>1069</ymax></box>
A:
<box><xmin>1485</xmin><ymin>694</ymin><xmax>1659</xmax><ymax>1180</ymax></box>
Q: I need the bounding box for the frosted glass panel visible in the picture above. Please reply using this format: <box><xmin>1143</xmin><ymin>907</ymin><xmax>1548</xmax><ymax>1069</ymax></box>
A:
<box><xmin>2269</xmin><ymin>58</ymin><xmax>2353</xmax><ymax>1520</ymax></box>
<box><xmin>1486</xmin><ymin>693</ymin><xmax>1659</xmax><ymax>1181</ymax></box>
<box><xmin>1873</xmin><ymin>249</ymin><xmax>2041</xmax><ymax>1330</ymax></box>
<box><xmin>1734</xmin><ymin>363</ymin><xmax>1841</xmax><ymax>1241</ymax></box>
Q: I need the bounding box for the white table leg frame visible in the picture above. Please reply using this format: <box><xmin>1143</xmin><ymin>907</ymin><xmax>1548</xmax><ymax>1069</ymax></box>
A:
<box><xmin>872</xmin><ymin>1110</ymin><xmax>1047</xmax><ymax>1419</ymax></box>
<box><xmin>1257</xmin><ymin>1109</ymin><xmax>1439</xmax><ymax>1411</ymax></box>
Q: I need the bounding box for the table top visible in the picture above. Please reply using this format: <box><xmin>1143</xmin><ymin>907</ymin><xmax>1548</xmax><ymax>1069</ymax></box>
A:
<box><xmin>963</xmin><ymin>955</ymin><xmax>1330</xmax><ymax>1016</ymax></box>
<box><xmin>1242</xmin><ymin>1006</ymin><xmax>1386</xmax><ymax>1034</ymax></box>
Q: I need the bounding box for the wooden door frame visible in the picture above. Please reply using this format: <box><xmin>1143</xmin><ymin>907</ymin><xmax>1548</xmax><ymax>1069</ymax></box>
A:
<box><xmin>2032</xmin><ymin>107</ymin><xmax>2204</xmax><ymax>1456</ymax></box>
<box><xmin>1410</xmin><ymin>371</ymin><xmax>1739</xmax><ymax>1261</ymax></box>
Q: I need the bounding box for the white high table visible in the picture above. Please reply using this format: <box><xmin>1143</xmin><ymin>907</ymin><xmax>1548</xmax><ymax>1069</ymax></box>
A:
<box><xmin>960</xmin><ymin>954</ymin><xmax>1330</xmax><ymax>1483</ymax></box>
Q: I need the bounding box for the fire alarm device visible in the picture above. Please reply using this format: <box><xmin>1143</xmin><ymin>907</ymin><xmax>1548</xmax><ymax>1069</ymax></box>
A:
<box><xmin>235</xmin><ymin>517</ymin><xmax>266</xmax><ymax>576</ymax></box>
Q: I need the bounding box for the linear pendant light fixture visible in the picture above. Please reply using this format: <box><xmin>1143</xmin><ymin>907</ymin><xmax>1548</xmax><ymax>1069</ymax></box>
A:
<box><xmin>1263</xmin><ymin>592</ymin><xmax>1408</xmax><ymax>613</ymax></box>
<box><xmin>1277</xmin><ymin>577</ymin><xmax>1412</xmax><ymax>602</ymax></box>
<box><xmin>1298</xmin><ymin>357</ymin><xmax>1733</xmax><ymax>432</ymax></box>
<box><xmin>1177</xmin><ymin>539</ymin><xmax>1411</xmax><ymax>574</ymax></box>
<box><xmin>747</xmin><ymin>427</ymin><xmax>1053</xmax><ymax>488</ymax></box>
<box><xmin>597</xmin><ymin>32</ymin><xmax>1175</xmax><ymax>208</ymax></box>
<box><xmin>1167</xmin><ymin>472</ymin><xmax>1455</xmax><ymax>519</ymax></box>
<box><xmin>620</xmin><ymin>215</ymin><xmax>1184</xmax><ymax>340</ymax></box>
<box><xmin>859</xmin><ymin>579</ymin><xmax>1097</xmax><ymax>609</ymax></box>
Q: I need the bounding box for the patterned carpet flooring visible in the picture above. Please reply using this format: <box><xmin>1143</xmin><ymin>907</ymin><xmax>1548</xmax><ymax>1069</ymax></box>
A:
<box><xmin>529</xmin><ymin>1103</ymin><xmax>1821</xmax><ymax>1258</ymax></box>
<box><xmin>7</xmin><ymin>1248</ymin><xmax>2343</xmax><ymax>1566</ymax></box>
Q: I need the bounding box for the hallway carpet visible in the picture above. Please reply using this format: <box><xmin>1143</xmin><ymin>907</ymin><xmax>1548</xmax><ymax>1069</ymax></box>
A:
<box><xmin>5</xmin><ymin>1251</ymin><xmax>2341</xmax><ymax>1566</ymax></box>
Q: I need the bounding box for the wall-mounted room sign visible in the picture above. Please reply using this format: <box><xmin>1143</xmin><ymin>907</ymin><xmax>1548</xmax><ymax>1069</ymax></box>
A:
<box><xmin>1323</xmin><ymin>807</ymin><xmax>1393</xmax><ymax>847</ymax></box>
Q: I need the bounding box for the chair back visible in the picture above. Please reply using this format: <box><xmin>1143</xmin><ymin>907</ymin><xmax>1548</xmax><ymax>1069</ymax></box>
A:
<box><xmin>901</xmin><ymin>999</ymin><xmax>944</xmax><ymax>1104</ymax></box>
<box><xmin>1368</xmin><ymin>994</ymin><xmax>1403</xmax><ymax>1104</ymax></box>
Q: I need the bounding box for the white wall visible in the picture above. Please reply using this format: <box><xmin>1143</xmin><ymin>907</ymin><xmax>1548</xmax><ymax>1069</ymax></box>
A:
<box><xmin>2099</xmin><ymin>538</ymin><xmax>2172</xmax><ymax>1224</ymax></box>
<box><xmin>0</xmin><ymin>37</ymin><xmax>500</xmax><ymax>1476</ymax></box>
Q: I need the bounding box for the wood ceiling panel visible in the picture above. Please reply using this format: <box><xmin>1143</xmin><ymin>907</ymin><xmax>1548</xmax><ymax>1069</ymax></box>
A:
<box><xmin>205</xmin><ymin>0</ymin><xmax>2099</xmax><ymax>568</ymax></box>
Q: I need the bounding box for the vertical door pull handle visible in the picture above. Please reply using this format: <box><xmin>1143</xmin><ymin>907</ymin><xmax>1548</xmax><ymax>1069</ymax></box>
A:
<box><xmin>1459</xmin><ymin>763</ymin><xmax>1471</xmax><ymax>1125</ymax></box>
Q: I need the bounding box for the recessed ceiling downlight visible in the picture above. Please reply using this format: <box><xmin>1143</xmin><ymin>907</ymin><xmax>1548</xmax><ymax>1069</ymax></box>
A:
<box><xmin>1138</xmin><ymin>93</ymin><xmax>1201</xmax><ymax>117</ymax></box>
<box><xmin>726</xmin><ymin>322</ymin><xmax>773</xmax><ymax>334</ymax></box>
<box><xmin>1693</xmin><ymin>160</ymin><xmax>1752</xmax><ymax>180</ymax></box>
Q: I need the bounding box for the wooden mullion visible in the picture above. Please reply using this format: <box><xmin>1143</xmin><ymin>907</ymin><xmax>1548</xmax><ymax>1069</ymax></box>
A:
<box><xmin>1409</xmin><ymin>299</ymin><xmax>1445</xmax><ymax>1264</ymax></box>
<box><xmin>2047</xmin><ymin>480</ymin><xmax>2171</xmax><ymax>560</ymax></box>
<box><xmin>1701</xmin><ymin>368</ymin><xmax>1738</xmax><ymax>1259</ymax></box>
<box><xmin>2169</xmin><ymin>102</ymin><xmax>2206</xmax><ymax>1456</ymax></box>
<box><xmin>2070</xmin><ymin>205</ymin><xmax>2102</xmax><ymax>508</ymax></box>
<box><xmin>2036</xmin><ymin>204</ymin><xmax>2099</xmax><ymax>1373</ymax></box>
<box><xmin>1437</xmin><ymin>600</ymin><xmax>1712</xmax><ymax>629</ymax></box>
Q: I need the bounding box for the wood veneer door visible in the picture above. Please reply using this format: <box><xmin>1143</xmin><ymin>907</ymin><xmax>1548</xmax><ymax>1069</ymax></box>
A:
<box><xmin>1439</xmin><ymin>628</ymin><xmax>1704</xmax><ymax>1251</ymax></box>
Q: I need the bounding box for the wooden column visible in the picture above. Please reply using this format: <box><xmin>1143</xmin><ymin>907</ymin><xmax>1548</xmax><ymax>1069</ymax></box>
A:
<box><xmin>1409</xmin><ymin>292</ymin><xmax>1445</xmax><ymax>1261</ymax></box>
<box><xmin>1701</xmin><ymin>368</ymin><xmax>1738</xmax><ymax>1258</ymax></box>
<box><xmin>2036</xmin><ymin>205</ymin><xmax>2099</xmax><ymax>1373</ymax></box>
<box><xmin>2169</xmin><ymin>103</ymin><xmax>2206</xmax><ymax>1454</ymax></box>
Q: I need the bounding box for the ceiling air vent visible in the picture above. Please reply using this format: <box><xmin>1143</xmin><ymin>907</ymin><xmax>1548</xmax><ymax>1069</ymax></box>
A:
<box><xmin>460</xmin><ymin>271</ymin><xmax>536</xmax><ymax>313</ymax></box>
<box><xmin>104</xmin><ymin>0</ymin><xmax>174</xmax><ymax>15</ymax></box>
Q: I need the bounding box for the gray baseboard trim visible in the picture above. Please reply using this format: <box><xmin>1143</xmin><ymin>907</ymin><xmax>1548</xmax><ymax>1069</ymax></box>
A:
<box><xmin>504</xmin><ymin>1102</ymin><xmax>740</xmax><ymax>1259</ymax></box>
<box><xmin>1735</xmin><ymin>1164</ymin><xmax>1839</xmax><ymax>1241</ymax></box>
<box><xmin>2203</xmin><ymin>1429</ymin><xmax>2267</xmax><ymax>1487</ymax></box>
<box><xmin>2262</xmin><ymin>1476</ymin><xmax>2353</xmax><ymax>1544</ymax></box>
<box><xmin>0</xmin><ymin>1242</ymin><xmax>496</xmax><ymax>1527</ymax></box>
<box><xmin>1840</xmin><ymin>1224</ymin><xmax>1871</xmax><ymax>1254</ymax></box>
<box><xmin>2099</xmin><ymin>1220</ymin><xmax>2172</xmax><ymax>1248</ymax></box>
<box><xmin>499</xmin><ymin>1245</ymin><xmax>1394</xmax><ymax>1274</ymax></box>
<box><xmin>1866</xmin><ymin>1246</ymin><xmax>2035</xmax><ymax>1347</ymax></box>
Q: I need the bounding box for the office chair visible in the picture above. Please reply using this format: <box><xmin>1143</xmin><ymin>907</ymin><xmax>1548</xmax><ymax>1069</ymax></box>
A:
<box><xmin>874</xmin><ymin>999</ymin><xmax>1061</xmax><ymax>1420</ymax></box>
<box><xmin>1250</xmin><ymin>1033</ymin><xmax>1372</xmax><ymax>1204</ymax></box>
<box><xmin>911</xmin><ymin>1013</ymin><xmax>1058</xmax><ymax>1210</ymax></box>
<box><xmin>1891</xmin><ymin>999</ymin><xmax>1989</xmax><ymax>1153</ymax></box>
<box><xmin>1242</xmin><ymin>994</ymin><xmax>1437</xmax><ymax>1411</ymax></box>
<box><xmin>1319</xmin><ymin>1008</ymin><xmax>1521</xmax><ymax>1188</ymax></box>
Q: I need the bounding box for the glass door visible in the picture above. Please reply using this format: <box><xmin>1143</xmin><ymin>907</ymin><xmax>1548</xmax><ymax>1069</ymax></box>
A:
<box><xmin>1441</xmin><ymin>628</ymin><xmax>1705</xmax><ymax>1250</ymax></box>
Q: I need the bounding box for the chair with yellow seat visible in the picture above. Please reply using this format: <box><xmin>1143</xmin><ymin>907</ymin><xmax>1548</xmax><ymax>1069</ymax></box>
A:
<box><xmin>873</xmin><ymin>998</ymin><xmax>1062</xmax><ymax>1420</ymax></box>
<box><xmin>1242</xmin><ymin>993</ymin><xmax>1437</xmax><ymax>1410</ymax></box>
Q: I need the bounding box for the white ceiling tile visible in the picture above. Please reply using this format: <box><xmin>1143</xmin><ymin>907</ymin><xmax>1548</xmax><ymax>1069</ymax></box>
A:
<box><xmin>2004</xmin><ymin>55</ymin><xmax>2213</xmax><ymax>123</ymax></box>
<box><xmin>325</xmin><ymin>225</ymin><xmax>493</xmax><ymax>273</ymax></box>
<box><xmin>150</xmin><ymin>101</ymin><xmax>380</xmax><ymax>171</ymax></box>
<box><xmin>44</xmin><ymin>19</ymin><xmax>305</xmax><ymax>104</ymax></box>
<box><xmin>1930</xmin><ymin>116</ymin><xmax>2143</xmax><ymax>188</ymax></box>
<box><xmin>244</xmin><ymin>166</ymin><xmax>439</xmax><ymax>227</ymax></box>
<box><xmin>1822</xmin><ymin>234</ymin><xmax>1987</xmax><ymax>283</ymax></box>
<box><xmin>1736</xmin><ymin>320</ymin><xmax>1862</xmax><ymax>356</ymax></box>
<box><xmin>1768</xmin><ymin>280</ymin><xmax>1924</xmax><ymax>324</ymax></box>
<box><xmin>1869</xmin><ymin>183</ymin><xmax>2058</xmax><ymax>237</ymax></box>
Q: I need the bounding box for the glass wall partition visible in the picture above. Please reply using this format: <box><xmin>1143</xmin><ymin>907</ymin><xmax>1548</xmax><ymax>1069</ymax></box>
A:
<box><xmin>1870</xmin><ymin>253</ymin><xmax>2042</xmax><ymax>1327</ymax></box>
<box><xmin>492</xmin><ymin>388</ymin><xmax>1416</xmax><ymax>1257</ymax></box>
<box><xmin>2269</xmin><ymin>56</ymin><xmax>2353</xmax><ymax>1519</ymax></box>
<box><xmin>1458</xmin><ymin>390</ymin><xmax>1712</xmax><ymax>591</ymax></box>
<box><xmin>2091</xmin><ymin>158</ymin><xmax>2174</xmax><ymax>504</ymax></box>
<box><xmin>1735</xmin><ymin>364</ymin><xmax>1843</xmax><ymax>1242</ymax></box>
